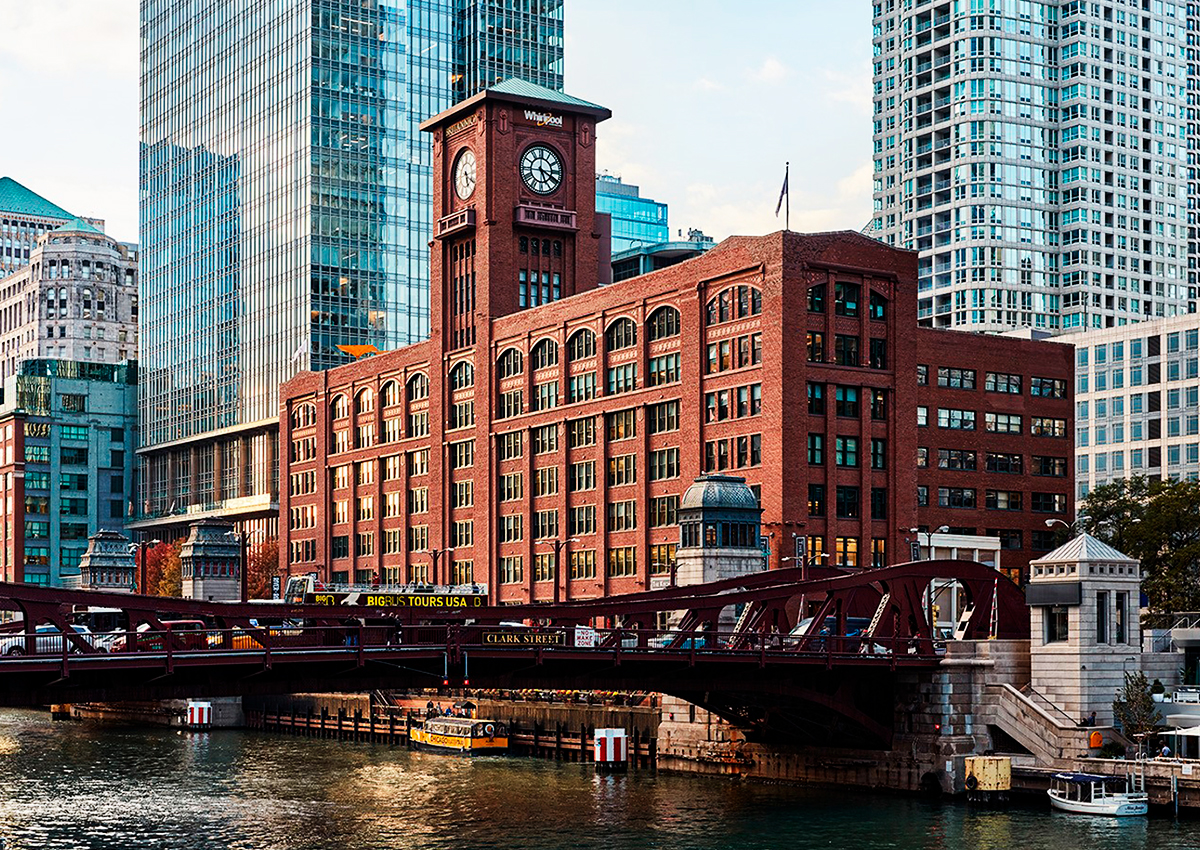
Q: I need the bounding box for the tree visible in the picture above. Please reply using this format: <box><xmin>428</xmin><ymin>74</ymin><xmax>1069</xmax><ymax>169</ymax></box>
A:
<box><xmin>1113</xmin><ymin>671</ymin><xmax>1159</xmax><ymax>744</ymax></box>
<box><xmin>246</xmin><ymin>537</ymin><xmax>278</xmax><ymax>600</ymax></box>
<box><xmin>1080</xmin><ymin>476</ymin><xmax>1200</xmax><ymax>612</ymax></box>
<box><xmin>141</xmin><ymin>541</ymin><xmax>171</xmax><ymax>596</ymax></box>
<box><xmin>156</xmin><ymin>540</ymin><xmax>183</xmax><ymax>598</ymax></box>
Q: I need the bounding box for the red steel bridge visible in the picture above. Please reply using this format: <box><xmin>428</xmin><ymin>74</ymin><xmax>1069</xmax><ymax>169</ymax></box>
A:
<box><xmin>0</xmin><ymin>561</ymin><xmax>1027</xmax><ymax>747</ymax></box>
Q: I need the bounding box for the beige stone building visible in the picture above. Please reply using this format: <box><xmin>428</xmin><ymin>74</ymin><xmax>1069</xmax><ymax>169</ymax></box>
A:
<box><xmin>0</xmin><ymin>218</ymin><xmax>137</xmax><ymax>379</ymax></box>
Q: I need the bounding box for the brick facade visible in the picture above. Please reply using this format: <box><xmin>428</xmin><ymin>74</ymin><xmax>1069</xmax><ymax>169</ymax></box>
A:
<box><xmin>278</xmin><ymin>85</ymin><xmax>1074</xmax><ymax>599</ymax></box>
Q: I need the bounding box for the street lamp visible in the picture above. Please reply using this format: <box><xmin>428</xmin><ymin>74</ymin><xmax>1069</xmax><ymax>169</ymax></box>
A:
<box><xmin>425</xmin><ymin>547</ymin><xmax>454</xmax><ymax>587</ymax></box>
<box><xmin>1045</xmin><ymin>514</ymin><xmax>1090</xmax><ymax>535</ymax></box>
<box><xmin>782</xmin><ymin>551</ymin><xmax>826</xmax><ymax>581</ymax></box>
<box><xmin>225</xmin><ymin>530</ymin><xmax>249</xmax><ymax>602</ymax></box>
<box><xmin>128</xmin><ymin>537</ymin><xmax>162</xmax><ymax>595</ymax></box>
<box><xmin>537</xmin><ymin>537</ymin><xmax>580</xmax><ymax>603</ymax></box>
<box><xmin>908</xmin><ymin>526</ymin><xmax>949</xmax><ymax>560</ymax></box>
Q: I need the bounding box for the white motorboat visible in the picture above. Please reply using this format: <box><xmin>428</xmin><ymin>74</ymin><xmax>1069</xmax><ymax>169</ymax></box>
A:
<box><xmin>1047</xmin><ymin>771</ymin><xmax>1148</xmax><ymax>817</ymax></box>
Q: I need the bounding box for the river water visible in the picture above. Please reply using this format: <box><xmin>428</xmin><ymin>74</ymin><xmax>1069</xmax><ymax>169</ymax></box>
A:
<box><xmin>0</xmin><ymin>709</ymin><xmax>1198</xmax><ymax>850</ymax></box>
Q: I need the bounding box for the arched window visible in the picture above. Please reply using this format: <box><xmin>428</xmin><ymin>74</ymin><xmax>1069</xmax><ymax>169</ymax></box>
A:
<box><xmin>331</xmin><ymin>394</ymin><xmax>350</xmax><ymax>419</ymax></box>
<box><xmin>647</xmin><ymin>306</ymin><xmax>680</xmax><ymax>341</ymax></box>
<box><xmin>291</xmin><ymin>404</ymin><xmax>316</xmax><ymax>429</ymax></box>
<box><xmin>705</xmin><ymin>285</ymin><xmax>762</xmax><ymax>326</ymax></box>
<box><xmin>567</xmin><ymin>328</ymin><xmax>595</xmax><ymax>361</ymax></box>
<box><xmin>355</xmin><ymin>388</ymin><xmax>374</xmax><ymax>414</ymax></box>
<box><xmin>606</xmin><ymin>317</ymin><xmax>637</xmax><ymax>351</ymax></box>
<box><xmin>531</xmin><ymin>338</ymin><xmax>559</xmax><ymax>369</ymax></box>
<box><xmin>381</xmin><ymin>381</ymin><xmax>400</xmax><ymax>408</ymax></box>
<box><xmin>497</xmin><ymin>348</ymin><xmax>524</xmax><ymax>379</ymax></box>
<box><xmin>407</xmin><ymin>373</ymin><xmax>429</xmax><ymax>402</ymax></box>
<box><xmin>449</xmin><ymin>360</ymin><xmax>474</xmax><ymax>390</ymax></box>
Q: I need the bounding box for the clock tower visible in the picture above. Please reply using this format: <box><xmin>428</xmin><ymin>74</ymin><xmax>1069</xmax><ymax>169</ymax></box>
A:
<box><xmin>421</xmin><ymin>80</ymin><xmax>612</xmax><ymax>352</ymax></box>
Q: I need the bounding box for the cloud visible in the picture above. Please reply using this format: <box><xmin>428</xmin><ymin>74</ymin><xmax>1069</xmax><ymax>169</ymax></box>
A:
<box><xmin>822</xmin><ymin>65</ymin><xmax>874</xmax><ymax>116</ymax></box>
<box><xmin>748</xmin><ymin>56</ymin><xmax>789</xmax><ymax>84</ymax></box>
<box><xmin>693</xmin><ymin>77</ymin><xmax>726</xmax><ymax>92</ymax></box>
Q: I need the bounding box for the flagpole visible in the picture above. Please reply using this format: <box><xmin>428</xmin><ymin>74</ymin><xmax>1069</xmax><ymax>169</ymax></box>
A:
<box><xmin>785</xmin><ymin>161</ymin><xmax>789</xmax><ymax>232</ymax></box>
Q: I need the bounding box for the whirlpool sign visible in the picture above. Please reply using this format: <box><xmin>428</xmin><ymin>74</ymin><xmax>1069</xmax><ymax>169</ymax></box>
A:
<box><xmin>524</xmin><ymin>109</ymin><xmax>563</xmax><ymax>128</ymax></box>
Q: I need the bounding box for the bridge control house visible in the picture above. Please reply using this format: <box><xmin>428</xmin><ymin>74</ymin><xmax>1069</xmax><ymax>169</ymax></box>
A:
<box><xmin>278</xmin><ymin>81</ymin><xmax>1073</xmax><ymax>601</ymax></box>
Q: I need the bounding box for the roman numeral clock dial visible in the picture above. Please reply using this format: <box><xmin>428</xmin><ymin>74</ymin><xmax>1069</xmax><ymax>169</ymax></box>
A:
<box><xmin>453</xmin><ymin>149</ymin><xmax>477</xmax><ymax>200</ymax></box>
<box><xmin>520</xmin><ymin>144</ymin><xmax>563</xmax><ymax>195</ymax></box>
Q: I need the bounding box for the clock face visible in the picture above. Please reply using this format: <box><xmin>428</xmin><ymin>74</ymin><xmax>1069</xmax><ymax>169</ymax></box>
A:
<box><xmin>453</xmin><ymin>149</ymin><xmax>477</xmax><ymax>200</ymax></box>
<box><xmin>520</xmin><ymin>144</ymin><xmax>563</xmax><ymax>195</ymax></box>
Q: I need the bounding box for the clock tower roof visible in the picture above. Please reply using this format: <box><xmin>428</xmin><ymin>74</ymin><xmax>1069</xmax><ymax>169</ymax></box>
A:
<box><xmin>420</xmin><ymin>78</ymin><xmax>611</xmax><ymax>132</ymax></box>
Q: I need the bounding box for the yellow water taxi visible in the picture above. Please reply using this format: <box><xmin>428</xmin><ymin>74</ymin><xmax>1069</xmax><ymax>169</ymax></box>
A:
<box><xmin>410</xmin><ymin>717</ymin><xmax>508</xmax><ymax>754</ymax></box>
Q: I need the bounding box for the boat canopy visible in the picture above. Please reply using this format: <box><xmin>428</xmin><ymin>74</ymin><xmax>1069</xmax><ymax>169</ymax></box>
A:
<box><xmin>1052</xmin><ymin>772</ymin><xmax>1111</xmax><ymax>782</ymax></box>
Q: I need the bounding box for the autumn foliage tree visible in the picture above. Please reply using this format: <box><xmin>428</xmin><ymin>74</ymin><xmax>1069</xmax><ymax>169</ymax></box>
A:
<box><xmin>140</xmin><ymin>540</ymin><xmax>183</xmax><ymax>597</ymax></box>
<box><xmin>246</xmin><ymin>537</ymin><xmax>279</xmax><ymax>599</ymax></box>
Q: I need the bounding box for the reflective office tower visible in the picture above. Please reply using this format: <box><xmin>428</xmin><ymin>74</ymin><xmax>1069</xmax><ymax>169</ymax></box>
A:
<box><xmin>869</xmin><ymin>0</ymin><xmax>1194</xmax><ymax>334</ymax></box>
<box><xmin>595</xmin><ymin>175</ymin><xmax>670</xmax><ymax>253</ymax></box>
<box><xmin>137</xmin><ymin>0</ymin><xmax>564</xmax><ymax>538</ymax></box>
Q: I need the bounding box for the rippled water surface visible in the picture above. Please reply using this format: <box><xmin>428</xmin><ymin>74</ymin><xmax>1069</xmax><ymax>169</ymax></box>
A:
<box><xmin>1</xmin><ymin>709</ymin><xmax>1199</xmax><ymax>849</ymax></box>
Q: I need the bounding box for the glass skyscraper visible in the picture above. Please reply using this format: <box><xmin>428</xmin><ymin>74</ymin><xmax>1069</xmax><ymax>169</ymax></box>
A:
<box><xmin>595</xmin><ymin>175</ymin><xmax>670</xmax><ymax>253</ymax></box>
<box><xmin>869</xmin><ymin>0</ymin><xmax>1195</xmax><ymax>334</ymax></box>
<box><xmin>137</xmin><ymin>0</ymin><xmax>564</xmax><ymax>536</ymax></box>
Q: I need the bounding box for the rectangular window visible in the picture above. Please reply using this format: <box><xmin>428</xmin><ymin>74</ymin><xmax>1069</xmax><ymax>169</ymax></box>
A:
<box><xmin>917</xmin><ymin>406</ymin><xmax>928</xmax><ymax>427</ymax></box>
<box><xmin>650</xmin><ymin>447</ymin><xmax>680</xmax><ymax>481</ymax></box>
<box><xmin>1031</xmin><ymin>492</ymin><xmax>1068</xmax><ymax>513</ymax></box>
<box><xmin>834</xmin><ymin>335</ymin><xmax>859</xmax><ymax>366</ymax></box>
<box><xmin>937</xmin><ymin>449</ymin><xmax>976</xmax><ymax>471</ymax></box>
<box><xmin>568</xmin><ymin>417</ymin><xmax>596</xmax><ymax>448</ymax></box>
<box><xmin>408</xmin><ymin>411</ymin><xmax>429</xmax><ymax>437</ymax></box>
<box><xmin>871</xmin><ymin>438</ymin><xmax>887</xmax><ymax>470</ymax></box>
<box><xmin>1097</xmin><ymin>590</ymin><xmax>1109</xmax><ymax>644</ymax></box>
<box><xmin>807</xmin><ymin>332</ymin><xmax>825</xmax><ymax>362</ymax></box>
<box><xmin>871</xmin><ymin>538</ymin><xmax>887</xmax><ymax>568</ymax></box>
<box><xmin>607</xmin><ymin>499</ymin><xmax>637</xmax><ymax>531</ymax></box>
<box><xmin>808</xmin><ymin>382</ymin><xmax>825</xmax><ymax>415</ymax></box>
<box><xmin>570</xmin><ymin>550</ymin><xmax>597</xmax><ymax>579</ymax></box>
<box><xmin>834</xmin><ymin>536</ymin><xmax>858</xmax><ymax>568</ymax></box>
<box><xmin>986</xmin><ymin>452</ymin><xmax>1023</xmax><ymax>474</ymax></box>
<box><xmin>650</xmin><ymin>543</ymin><xmax>677</xmax><ymax>576</ymax></box>
<box><xmin>407</xmin><ymin>449</ymin><xmax>429</xmax><ymax>476</ymax></box>
<box><xmin>607</xmin><ymin>363</ymin><xmax>637</xmax><ymax>394</ymax></box>
<box><xmin>608</xmin><ymin>454</ymin><xmax>637</xmax><ymax>487</ymax></box>
<box><xmin>808</xmin><ymin>283</ymin><xmax>825</xmax><ymax>312</ymax></box>
<box><xmin>451</xmin><ymin>440</ymin><xmax>474</xmax><ymax>469</ymax></box>
<box><xmin>407</xmin><ymin>525</ymin><xmax>429</xmax><ymax>553</ymax></box>
<box><xmin>1045</xmin><ymin>606</ymin><xmax>1069</xmax><ymax>643</ymax></box>
<box><xmin>569</xmin><ymin>461</ymin><xmax>595</xmax><ymax>492</ymax></box>
<box><xmin>532</xmin><ymin>382</ymin><xmax>557</xmax><ymax>412</ymax></box>
<box><xmin>498</xmin><ymin>431</ymin><xmax>523</xmax><ymax>460</ymax></box>
<box><xmin>648</xmin><ymin>400</ymin><xmax>680</xmax><ymax>434</ymax></box>
<box><xmin>451</xmin><ymin>520</ymin><xmax>474</xmax><ymax>547</ymax></box>
<box><xmin>570</xmin><ymin>504</ymin><xmax>597</xmax><ymax>536</ymax></box>
<box><xmin>917</xmin><ymin>364</ymin><xmax>928</xmax><ymax>385</ymax></box>
<box><xmin>534</xmin><ymin>510</ymin><xmax>558</xmax><ymax>540</ymax></box>
<box><xmin>607</xmin><ymin>546</ymin><xmax>637</xmax><ymax>577</ymax></box>
<box><xmin>1032</xmin><ymin>458</ymin><xmax>1070</xmax><ymax>477</ymax></box>
<box><xmin>535</xmin><ymin>466</ymin><xmax>558</xmax><ymax>497</ymax></box>
<box><xmin>607</xmin><ymin>409</ymin><xmax>636</xmax><ymax>441</ymax></box>
<box><xmin>937</xmin><ymin>367</ymin><xmax>976</xmax><ymax>390</ymax></box>
<box><xmin>836</xmin><ymin>486</ymin><xmax>860</xmax><ymax>518</ymax></box>
<box><xmin>499</xmin><ymin>472</ymin><xmax>523</xmax><ymax>501</ymax></box>
<box><xmin>568</xmin><ymin>372</ymin><xmax>597</xmax><ymax>403</ymax></box>
<box><xmin>808</xmin><ymin>433</ymin><xmax>824</xmax><ymax>464</ymax></box>
<box><xmin>500</xmin><ymin>556</ymin><xmax>524</xmax><ymax>585</ymax></box>
<box><xmin>499</xmin><ymin>515</ymin><xmax>524</xmax><ymax>543</ymax></box>
<box><xmin>835</xmin><ymin>386</ymin><xmax>859</xmax><ymax>417</ymax></box>
<box><xmin>808</xmin><ymin>484</ymin><xmax>825</xmax><ymax>517</ymax></box>
<box><xmin>533</xmin><ymin>424</ymin><xmax>558</xmax><ymax>454</ymax></box>
<box><xmin>450</xmin><ymin>400</ymin><xmax>474</xmax><ymax>429</ymax></box>
<box><xmin>868</xmin><ymin>338</ymin><xmax>887</xmax><ymax>370</ymax></box>
<box><xmin>985</xmin><ymin>413</ymin><xmax>1022</xmax><ymax>434</ymax></box>
<box><xmin>498</xmin><ymin>390</ymin><xmax>522</xmax><ymax>418</ymax></box>
<box><xmin>648</xmin><ymin>353</ymin><xmax>681</xmax><ymax>386</ymax></box>
<box><xmin>985</xmin><ymin>490</ymin><xmax>1022</xmax><ymax>511</ymax></box>
<box><xmin>1031</xmin><ymin>417</ymin><xmax>1068</xmax><ymax>438</ymax></box>
<box><xmin>332</xmin><ymin>536</ymin><xmax>349</xmax><ymax>559</ymax></box>
<box><xmin>938</xmin><ymin>487</ymin><xmax>976</xmax><ymax>509</ymax></box>
<box><xmin>1115</xmin><ymin>592</ymin><xmax>1128</xmax><ymax>644</ymax></box>
<box><xmin>1030</xmin><ymin>376</ymin><xmax>1067</xmax><ymax>398</ymax></box>
<box><xmin>835</xmin><ymin>436</ymin><xmax>858</xmax><ymax>467</ymax></box>
<box><xmin>985</xmin><ymin>372</ymin><xmax>1022</xmax><ymax>394</ymax></box>
<box><xmin>650</xmin><ymin>495</ymin><xmax>678</xmax><ymax>528</ymax></box>
<box><xmin>869</xmin><ymin>389</ymin><xmax>887</xmax><ymax>421</ymax></box>
<box><xmin>533</xmin><ymin>554</ymin><xmax>554</xmax><ymax>583</ymax></box>
<box><xmin>938</xmin><ymin>408</ymin><xmax>975</xmax><ymax>430</ymax></box>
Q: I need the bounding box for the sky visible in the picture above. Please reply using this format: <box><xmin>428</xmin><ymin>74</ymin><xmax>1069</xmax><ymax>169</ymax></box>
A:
<box><xmin>0</xmin><ymin>0</ymin><xmax>872</xmax><ymax>246</ymax></box>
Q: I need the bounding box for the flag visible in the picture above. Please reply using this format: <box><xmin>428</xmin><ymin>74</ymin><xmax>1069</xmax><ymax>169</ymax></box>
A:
<box><xmin>775</xmin><ymin>165</ymin><xmax>789</xmax><ymax>217</ymax></box>
<box><xmin>289</xmin><ymin>340</ymin><xmax>306</xmax><ymax>364</ymax></box>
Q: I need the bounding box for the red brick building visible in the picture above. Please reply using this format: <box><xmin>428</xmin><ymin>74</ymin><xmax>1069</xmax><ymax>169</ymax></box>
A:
<box><xmin>278</xmin><ymin>82</ymin><xmax>1073</xmax><ymax>600</ymax></box>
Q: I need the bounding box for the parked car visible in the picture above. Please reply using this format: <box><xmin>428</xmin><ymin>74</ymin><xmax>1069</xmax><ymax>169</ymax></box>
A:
<box><xmin>0</xmin><ymin>624</ymin><xmax>96</xmax><ymax>656</ymax></box>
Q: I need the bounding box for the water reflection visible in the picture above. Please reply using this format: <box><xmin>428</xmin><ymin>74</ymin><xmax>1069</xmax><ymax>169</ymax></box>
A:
<box><xmin>0</xmin><ymin>709</ymin><xmax>1198</xmax><ymax>850</ymax></box>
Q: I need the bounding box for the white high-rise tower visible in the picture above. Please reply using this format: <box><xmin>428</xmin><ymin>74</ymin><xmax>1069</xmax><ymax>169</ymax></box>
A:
<box><xmin>869</xmin><ymin>0</ymin><xmax>1195</xmax><ymax>333</ymax></box>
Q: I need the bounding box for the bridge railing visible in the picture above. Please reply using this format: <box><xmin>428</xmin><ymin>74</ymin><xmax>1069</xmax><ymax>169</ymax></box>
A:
<box><xmin>0</xmin><ymin>620</ymin><xmax>943</xmax><ymax>663</ymax></box>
